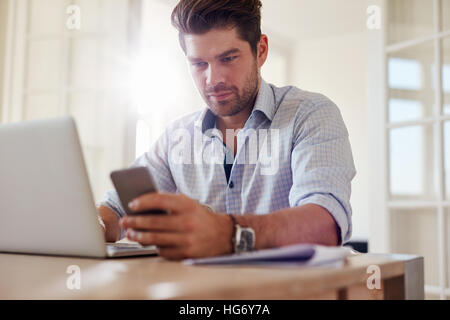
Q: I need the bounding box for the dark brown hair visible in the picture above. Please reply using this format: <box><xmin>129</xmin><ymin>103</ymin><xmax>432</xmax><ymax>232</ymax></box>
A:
<box><xmin>171</xmin><ymin>0</ymin><xmax>263</xmax><ymax>56</ymax></box>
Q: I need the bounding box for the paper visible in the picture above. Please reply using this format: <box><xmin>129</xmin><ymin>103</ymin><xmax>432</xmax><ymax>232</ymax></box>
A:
<box><xmin>183</xmin><ymin>244</ymin><xmax>353</xmax><ymax>266</ymax></box>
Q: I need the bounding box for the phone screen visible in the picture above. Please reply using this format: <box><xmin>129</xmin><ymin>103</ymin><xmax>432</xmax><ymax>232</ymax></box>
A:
<box><xmin>110</xmin><ymin>167</ymin><xmax>167</xmax><ymax>215</ymax></box>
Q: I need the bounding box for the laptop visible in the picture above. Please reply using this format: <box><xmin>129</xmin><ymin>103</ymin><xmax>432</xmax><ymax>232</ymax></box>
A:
<box><xmin>0</xmin><ymin>117</ymin><xmax>157</xmax><ymax>258</ymax></box>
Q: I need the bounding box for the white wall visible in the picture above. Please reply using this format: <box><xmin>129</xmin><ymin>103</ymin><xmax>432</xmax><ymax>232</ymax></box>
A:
<box><xmin>291</xmin><ymin>33</ymin><xmax>370</xmax><ymax>242</ymax></box>
<box><xmin>262</xmin><ymin>0</ymin><xmax>371</xmax><ymax>242</ymax></box>
<box><xmin>0</xmin><ymin>0</ymin><xmax>9</xmax><ymax>122</ymax></box>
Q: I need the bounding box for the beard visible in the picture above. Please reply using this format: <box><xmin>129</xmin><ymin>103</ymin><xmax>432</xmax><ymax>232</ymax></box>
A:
<box><xmin>202</xmin><ymin>63</ymin><xmax>260</xmax><ymax>118</ymax></box>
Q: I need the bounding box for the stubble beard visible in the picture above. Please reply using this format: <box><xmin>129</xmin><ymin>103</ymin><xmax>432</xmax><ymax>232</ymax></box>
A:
<box><xmin>204</xmin><ymin>63</ymin><xmax>260</xmax><ymax>118</ymax></box>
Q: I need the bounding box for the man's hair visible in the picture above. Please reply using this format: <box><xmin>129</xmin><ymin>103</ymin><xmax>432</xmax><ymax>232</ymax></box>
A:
<box><xmin>171</xmin><ymin>0</ymin><xmax>263</xmax><ymax>56</ymax></box>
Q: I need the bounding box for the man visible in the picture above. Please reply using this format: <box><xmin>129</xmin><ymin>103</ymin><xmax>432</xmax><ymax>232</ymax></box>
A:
<box><xmin>97</xmin><ymin>0</ymin><xmax>356</xmax><ymax>260</ymax></box>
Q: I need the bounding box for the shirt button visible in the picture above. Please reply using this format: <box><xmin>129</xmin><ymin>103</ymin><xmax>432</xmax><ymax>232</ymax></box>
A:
<box><xmin>229</xmin><ymin>181</ymin><xmax>234</xmax><ymax>189</ymax></box>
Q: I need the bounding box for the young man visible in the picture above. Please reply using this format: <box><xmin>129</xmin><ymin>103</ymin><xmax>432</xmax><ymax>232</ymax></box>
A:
<box><xmin>97</xmin><ymin>0</ymin><xmax>356</xmax><ymax>260</ymax></box>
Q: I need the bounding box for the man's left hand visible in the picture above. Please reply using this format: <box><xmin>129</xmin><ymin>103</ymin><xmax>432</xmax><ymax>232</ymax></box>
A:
<box><xmin>119</xmin><ymin>193</ymin><xmax>233</xmax><ymax>260</ymax></box>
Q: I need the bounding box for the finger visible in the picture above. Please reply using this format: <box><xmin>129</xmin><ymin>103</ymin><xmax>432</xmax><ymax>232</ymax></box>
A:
<box><xmin>120</xmin><ymin>215</ymin><xmax>184</xmax><ymax>232</ymax></box>
<box><xmin>126</xmin><ymin>230</ymin><xmax>185</xmax><ymax>247</ymax></box>
<box><xmin>128</xmin><ymin>193</ymin><xmax>192</xmax><ymax>214</ymax></box>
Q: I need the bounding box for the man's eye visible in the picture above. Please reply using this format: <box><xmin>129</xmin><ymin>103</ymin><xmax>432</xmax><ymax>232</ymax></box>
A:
<box><xmin>193</xmin><ymin>62</ymin><xmax>207</xmax><ymax>68</ymax></box>
<box><xmin>222</xmin><ymin>56</ymin><xmax>237</xmax><ymax>63</ymax></box>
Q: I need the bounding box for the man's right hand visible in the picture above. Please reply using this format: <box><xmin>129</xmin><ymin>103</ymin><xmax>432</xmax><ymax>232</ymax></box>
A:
<box><xmin>97</xmin><ymin>205</ymin><xmax>122</xmax><ymax>242</ymax></box>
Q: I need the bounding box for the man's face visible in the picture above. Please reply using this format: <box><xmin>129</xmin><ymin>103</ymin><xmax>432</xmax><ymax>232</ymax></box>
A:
<box><xmin>184</xmin><ymin>28</ymin><xmax>262</xmax><ymax>118</ymax></box>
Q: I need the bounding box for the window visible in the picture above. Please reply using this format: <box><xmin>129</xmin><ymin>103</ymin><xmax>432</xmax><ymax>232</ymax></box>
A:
<box><xmin>133</xmin><ymin>0</ymin><xmax>203</xmax><ymax>159</ymax></box>
<box><xmin>444</xmin><ymin>38</ymin><xmax>450</xmax><ymax>115</ymax></box>
<box><xmin>2</xmin><ymin>0</ymin><xmax>132</xmax><ymax>202</ymax></box>
<box><xmin>371</xmin><ymin>0</ymin><xmax>450</xmax><ymax>299</ymax></box>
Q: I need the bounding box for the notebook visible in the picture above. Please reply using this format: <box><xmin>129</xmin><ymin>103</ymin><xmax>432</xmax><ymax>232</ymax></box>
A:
<box><xmin>183</xmin><ymin>244</ymin><xmax>354</xmax><ymax>266</ymax></box>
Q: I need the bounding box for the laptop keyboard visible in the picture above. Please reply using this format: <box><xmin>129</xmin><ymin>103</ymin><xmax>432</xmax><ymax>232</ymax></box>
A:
<box><xmin>106</xmin><ymin>242</ymin><xmax>143</xmax><ymax>250</ymax></box>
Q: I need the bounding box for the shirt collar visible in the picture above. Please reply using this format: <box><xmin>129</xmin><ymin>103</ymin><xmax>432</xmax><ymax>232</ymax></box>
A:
<box><xmin>194</xmin><ymin>78</ymin><xmax>276</xmax><ymax>134</ymax></box>
<box><xmin>252</xmin><ymin>78</ymin><xmax>277</xmax><ymax>122</ymax></box>
<box><xmin>194</xmin><ymin>108</ymin><xmax>216</xmax><ymax>134</ymax></box>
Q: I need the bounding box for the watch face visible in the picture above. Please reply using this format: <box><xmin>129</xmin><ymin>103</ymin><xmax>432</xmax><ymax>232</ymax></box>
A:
<box><xmin>237</xmin><ymin>228</ymin><xmax>255</xmax><ymax>252</ymax></box>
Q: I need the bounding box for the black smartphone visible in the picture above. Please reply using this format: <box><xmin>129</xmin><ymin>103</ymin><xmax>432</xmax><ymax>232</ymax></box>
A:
<box><xmin>110</xmin><ymin>167</ymin><xmax>167</xmax><ymax>215</ymax></box>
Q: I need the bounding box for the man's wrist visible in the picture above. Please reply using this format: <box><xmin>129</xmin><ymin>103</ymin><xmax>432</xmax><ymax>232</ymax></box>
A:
<box><xmin>97</xmin><ymin>204</ymin><xmax>121</xmax><ymax>242</ymax></box>
<box><xmin>221</xmin><ymin>213</ymin><xmax>234</xmax><ymax>255</ymax></box>
<box><xmin>227</xmin><ymin>214</ymin><xmax>257</xmax><ymax>254</ymax></box>
<box><xmin>228</xmin><ymin>214</ymin><xmax>237</xmax><ymax>253</ymax></box>
<box><xmin>229</xmin><ymin>213</ymin><xmax>272</xmax><ymax>251</ymax></box>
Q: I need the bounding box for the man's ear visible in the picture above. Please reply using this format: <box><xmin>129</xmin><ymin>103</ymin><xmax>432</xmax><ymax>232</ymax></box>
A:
<box><xmin>257</xmin><ymin>34</ymin><xmax>269</xmax><ymax>68</ymax></box>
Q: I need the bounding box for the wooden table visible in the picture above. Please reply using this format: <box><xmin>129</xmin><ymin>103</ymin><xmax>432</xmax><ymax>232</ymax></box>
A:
<box><xmin>0</xmin><ymin>252</ymin><xmax>424</xmax><ymax>300</ymax></box>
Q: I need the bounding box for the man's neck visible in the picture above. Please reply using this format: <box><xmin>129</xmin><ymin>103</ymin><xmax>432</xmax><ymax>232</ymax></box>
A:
<box><xmin>215</xmin><ymin>83</ymin><xmax>260</xmax><ymax>156</ymax></box>
<box><xmin>215</xmin><ymin>106</ymin><xmax>253</xmax><ymax>132</ymax></box>
<box><xmin>215</xmin><ymin>82</ymin><xmax>261</xmax><ymax>132</ymax></box>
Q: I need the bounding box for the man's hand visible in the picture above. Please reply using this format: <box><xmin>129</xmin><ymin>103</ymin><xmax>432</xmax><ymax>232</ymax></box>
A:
<box><xmin>120</xmin><ymin>193</ymin><xmax>233</xmax><ymax>260</ymax></box>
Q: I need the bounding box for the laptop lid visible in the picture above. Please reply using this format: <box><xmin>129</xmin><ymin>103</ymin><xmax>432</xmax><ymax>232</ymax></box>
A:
<box><xmin>0</xmin><ymin>117</ymin><xmax>107</xmax><ymax>258</ymax></box>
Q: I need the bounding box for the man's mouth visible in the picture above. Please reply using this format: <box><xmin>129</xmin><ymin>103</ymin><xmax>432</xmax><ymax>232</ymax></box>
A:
<box><xmin>208</xmin><ymin>91</ymin><xmax>233</xmax><ymax>101</ymax></box>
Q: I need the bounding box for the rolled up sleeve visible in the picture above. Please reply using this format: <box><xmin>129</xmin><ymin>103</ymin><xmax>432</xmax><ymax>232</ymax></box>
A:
<box><xmin>288</xmin><ymin>98</ymin><xmax>356</xmax><ymax>244</ymax></box>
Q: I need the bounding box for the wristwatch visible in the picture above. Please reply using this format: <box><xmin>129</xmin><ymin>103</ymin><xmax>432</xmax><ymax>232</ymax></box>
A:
<box><xmin>229</xmin><ymin>215</ymin><xmax>255</xmax><ymax>254</ymax></box>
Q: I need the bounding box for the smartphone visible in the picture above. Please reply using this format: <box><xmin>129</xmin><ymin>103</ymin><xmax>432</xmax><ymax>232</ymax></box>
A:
<box><xmin>110</xmin><ymin>167</ymin><xmax>167</xmax><ymax>215</ymax></box>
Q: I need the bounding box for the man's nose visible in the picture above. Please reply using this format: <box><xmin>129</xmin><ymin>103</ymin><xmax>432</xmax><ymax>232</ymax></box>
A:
<box><xmin>206</xmin><ymin>64</ymin><xmax>226</xmax><ymax>88</ymax></box>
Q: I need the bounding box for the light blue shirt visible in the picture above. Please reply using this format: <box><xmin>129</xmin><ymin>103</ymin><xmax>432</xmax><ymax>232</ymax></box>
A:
<box><xmin>101</xmin><ymin>79</ymin><xmax>356</xmax><ymax>244</ymax></box>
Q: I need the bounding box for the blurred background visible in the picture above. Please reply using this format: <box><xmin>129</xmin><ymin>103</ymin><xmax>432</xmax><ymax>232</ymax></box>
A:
<box><xmin>0</xmin><ymin>0</ymin><xmax>449</xmax><ymax>299</ymax></box>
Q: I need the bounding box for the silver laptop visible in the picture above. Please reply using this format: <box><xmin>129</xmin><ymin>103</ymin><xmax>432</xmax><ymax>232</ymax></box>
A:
<box><xmin>0</xmin><ymin>117</ymin><xmax>157</xmax><ymax>258</ymax></box>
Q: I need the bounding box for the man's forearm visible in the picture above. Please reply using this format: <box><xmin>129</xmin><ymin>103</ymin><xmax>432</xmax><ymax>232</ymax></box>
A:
<box><xmin>97</xmin><ymin>205</ymin><xmax>122</xmax><ymax>242</ymax></box>
<box><xmin>233</xmin><ymin>204</ymin><xmax>340</xmax><ymax>250</ymax></box>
